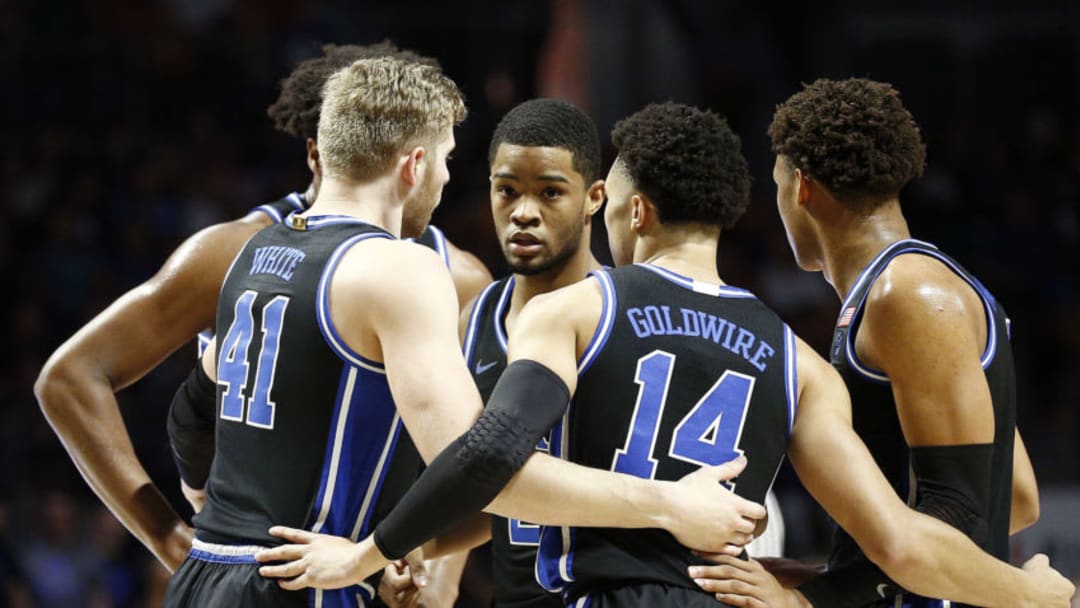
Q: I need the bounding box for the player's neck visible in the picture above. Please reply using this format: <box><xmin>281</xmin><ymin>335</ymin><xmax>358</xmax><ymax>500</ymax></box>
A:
<box><xmin>635</xmin><ymin>227</ymin><xmax>723</xmax><ymax>285</ymax></box>
<box><xmin>306</xmin><ymin>176</ymin><xmax>404</xmax><ymax>237</ymax></box>
<box><xmin>820</xmin><ymin>199</ymin><xmax>910</xmax><ymax>300</ymax></box>
<box><xmin>506</xmin><ymin>238</ymin><xmax>601</xmax><ymax>332</ymax></box>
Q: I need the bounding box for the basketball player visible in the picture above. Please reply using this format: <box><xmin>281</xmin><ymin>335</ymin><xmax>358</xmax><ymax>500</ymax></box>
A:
<box><xmin>459</xmin><ymin>97</ymin><xmax>606</xmax><ymax>608</ymax></box>
<box><xmin>377</xmin><ymin>96</ymin><xmax>606</xmax><ymax>608</ymax></box>
<box><xmin>173</xmin><ymin>60</ymin><xmax>768</xmax><ymax>607</ymax></box>
<box><xmin>173</xmin><ymin>41</ymin><xmax>492</xmax><ymax>504</ymax></box>
<box><xmin>257</xmin><ymin>102</ymin><xmax>1073</xmax><ymax>607</ymax></box>
<box><xmin>31</xmin><ymin>41</ymin><xmax>491</xmax><ymax>575</ymax></box>
<box><xmin>692</xmin><ymin>78</ymin><xmax>1043</xmax><ymax>608</ymax></box>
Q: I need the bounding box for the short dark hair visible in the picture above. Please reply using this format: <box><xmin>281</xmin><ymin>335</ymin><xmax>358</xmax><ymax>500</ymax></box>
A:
<box><xmin>487</xmin><ymin>98</ymin><xmax>602</xmax><ymax>183</ymax></box>
<box><xmin>768</xmin><ymin>78</ymin><xmax>926</xmax><ymax>209</ymax></box>
<box><xmin>267</xmin><ymin>41</ymin><xmax>440</xmax><ymax>140</ymax></box>
<box><xmin>611</xmin><ymin>102</ymin><xmax>751</xmax><ymax>230</ymax></box>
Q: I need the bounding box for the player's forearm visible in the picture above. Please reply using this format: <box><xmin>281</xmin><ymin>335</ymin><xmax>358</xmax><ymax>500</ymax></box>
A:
<box><xmin>422</xmin><ymin>513</ymin><xmax>492</xmax><ymax>558</ymax></box>
<box><xmin>867</xmin><ymin>510</ymin><xmax>1037</xmax><ymax>608</ymax></box>
<box><xmin>422</xmin><ymin>551</ymin><xmax>470</xmax><ymax>603</ymax></box>
<box><xmin>35</xmin><ymin>360</ymin><xmax>189</xmax><ymax>569</ymax></box>
<box><xmin>486</xmin><ymin>452</ymin><xmax>669</xmax><ymax>529</ymax></box>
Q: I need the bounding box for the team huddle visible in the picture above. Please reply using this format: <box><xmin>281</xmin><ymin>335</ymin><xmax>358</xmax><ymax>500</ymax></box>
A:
<box><xmin>35</xmin><ymin>42</ymin><xmax>1075</xmax><ymax>608</ymax></box>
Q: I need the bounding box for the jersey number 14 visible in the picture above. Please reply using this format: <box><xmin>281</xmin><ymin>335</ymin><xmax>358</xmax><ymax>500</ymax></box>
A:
<box><xmin>612</xmin><ymin>350</ymin><xmax>754</xmax><ymax>479</ymax></box>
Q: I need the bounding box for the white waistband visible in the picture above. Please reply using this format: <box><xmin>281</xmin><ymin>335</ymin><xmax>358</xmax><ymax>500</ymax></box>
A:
<box><xmin>191</xmin><ymin>538</ymin><xmax>267</xmax><ymax>557</ymax></box>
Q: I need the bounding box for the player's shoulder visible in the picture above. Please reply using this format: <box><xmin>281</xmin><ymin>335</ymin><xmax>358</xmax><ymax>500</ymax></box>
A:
<box><xmin>868</xmin><ymin>251</ymin><xmax>979</xmax><ymax>325</ymax></box>
<box><xmin>158</xmin><ymin>213</ymin><xmax>270</xmax><ymax>279</ymax></box>
<box><xmin>335</xmin><ymin>237</ymin><xmax>451</xmax><ymax>298</ymax></box>
<box><xmin>446</xmin><ymin>241</ymin><xmax>492</xmax><ymax>292</ymax></box>
<box><xmin>519</xmin><ymin>274</ymin><xmax>605</xmax><ymax>333</ymax></box>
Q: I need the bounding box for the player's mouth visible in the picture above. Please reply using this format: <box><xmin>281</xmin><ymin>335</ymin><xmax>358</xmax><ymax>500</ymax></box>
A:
<box><xmin>508</xmin><ymin>232</ymin><xmax>544</xmax><ymax>256</ymax></box>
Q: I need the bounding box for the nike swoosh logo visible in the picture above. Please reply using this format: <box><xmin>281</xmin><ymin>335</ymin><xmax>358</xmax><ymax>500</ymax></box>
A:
<box><xmin>876</xmin><ymin>584</ymin><xmax>888</xmax><ymax>598</ymax></box>
<box><xmin>475</xmin><ymin>360</ymin><xmax>498</xmax><ymax>374</ymax></box>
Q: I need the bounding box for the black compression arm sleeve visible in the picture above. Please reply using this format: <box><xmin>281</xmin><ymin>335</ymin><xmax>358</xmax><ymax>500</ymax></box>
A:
<box><xmin>166</xmin><ymin>365</ymin><xmax>217</xmax><ymax>489</ymax></box>
<box><xmin>797</xmin><ymin>443</ymin><xmax>994</xmax><ymax>607</ymax></box>
<box><xmin>373</xmin><ymin>359</ymin><xmax>569</xmax><ymax>560</ymax></box>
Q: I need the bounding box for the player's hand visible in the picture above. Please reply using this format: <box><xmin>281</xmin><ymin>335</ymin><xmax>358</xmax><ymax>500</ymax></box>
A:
<box><xmin>750</xmin><ymin>557</ymin><xmax>825</xmax><ymax>587</ymax></box>
<box><xmin>180</xmin><ymin>479</ymin><xmax>206</xmax><ymax>513</ymax></box>
<box><xmin>689</xmin><ymin>555</ymin><xmax>809</xmax><ymax>608</ymax></box>
<box><xmin>1018</xmin><ymin>554</ymin><xmax>1074</xmax><ymax>608</ymax></box>
<box><xmin>379</xmin><ymin>559</ymin><xmax>420</xmax><ymax>607</ymax></box>
<box><xmin>256</xmin><ymin>526</ymin><xmax>383</xmax><ymax>590</ymax></box>
<box><xmin>155</xmin><ymin>520</ymin><xmax>195</xmax><ymax>573</ymax></box>
<box><xmin>378</xmin><ymin>549</ymin><xmax>430</xmax><ymax>608</ymax></box>
<box><xmin>663</xmin><ymin>455</ymin><xmax>766</xmax><ymax>554</ymax></box>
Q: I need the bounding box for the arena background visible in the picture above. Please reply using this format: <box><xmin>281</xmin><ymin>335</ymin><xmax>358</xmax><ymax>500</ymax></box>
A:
<box><xmin>3</xmin><ymin>0</ymin><xmax>1079</xmax><ymax>605</ymax></box>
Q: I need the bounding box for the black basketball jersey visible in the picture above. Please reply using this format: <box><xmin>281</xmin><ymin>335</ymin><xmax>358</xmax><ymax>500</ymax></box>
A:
<box><xmin>537</xmin><ymin>264</ymin><xmax>797</xmax><ymax>602</ymax></box>
<box><xmin>828</xmin><ymin>239</ymin><xmax>1016</xmax><ymax>608</ymax></box>
<box><xmin>413</xmin><ymin>224</ymin><xmax>451</xmax><ymax>267</ymax></box>
<box><xmin>461</xmin><ymin>277</ymin><xmax>562</xmax><ymax>608</ymax></box>
<box><xmin>197</xmin><ymin>193</ymin><xmax>310</xmax><ymax>358</ymax></box>
<box><xmin>193</xmin><ymin>213</ymin><xmax>422</xmax><ymax>607</ymax></box>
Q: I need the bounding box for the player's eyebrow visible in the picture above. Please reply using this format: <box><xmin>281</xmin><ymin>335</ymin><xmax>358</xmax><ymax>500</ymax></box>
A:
<box><xmin>491</xmin><ymin>171</ymin><xmax>570</xmax><ymax>184</ymax></box>
<box><xmin>535</xmin><ymin>174</ymin><xmax>571</xmax><ymax>184</ymax></box>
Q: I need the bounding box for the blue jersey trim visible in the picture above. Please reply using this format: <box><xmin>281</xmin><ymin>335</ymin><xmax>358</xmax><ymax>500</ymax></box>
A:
<box><xmin>351</xmin><ymin>415</ymin><xmax>404</xmax><ymax>539</ymax></box>
<box><xmin>576</xmin><ymin>270</ymin><xmax>617</xmax><ymax>375</ymax></box>
<box><xmin>426</xmin><ymin>225</ymin><xmax>451</xmax><ymax>269</ymax></box>
<box><xmin>462</xmin><ymin>279</ymin><xmax>503</xmax><ymax>367</ymax></box>
<box><xmin>196</xmin><ymin>330</ymin><xmax>213</xmax><ymax>359</ymax></box>
<box><xmin>493</xmin><ymin>276</ymin><xmax>516</xmax><ymax>354</ymax></box>
<box><xmin>187</xmin><ymin>539</ymin><xmax>263</xmax><ymax>565</ymax></box>
<box><xmin>188</xmin><ymin>549</ymin><xmax>258</xmax><ymax>565</ymax></box>
<box><xmin>251</xmin><ymin>193</ymin><xmax>307</xmax><ymax>223</ymax></box>
<box><xmin>309</xmin><ymin>365</ymin><xmax>399</xmax><ymax>547</ymax></box>
<box><xmin>310</xmin><ymin>366</ymin><xmax>356</xmax><ymax>535</ymax></box>
<box><xmin>783</xmin><ymin>325</ymin><xmax>798</xmax><ymax>435</ymax></box>
<box><xmin>254</xmin><ymin>204</ymin><xmax>284</xmax><ymax>223</ymax></box>
<box><xmin>285</xmin><ymin>192</ymin><xmax>307</xmax><ymax>211</ymax></box>
<box><xmin>316</xmin><ymin>232</ymin><xmax>394</xmax><ymax>373</ymax></box>
<box><xmin>842</xmin><ymin>241</ymin><xmax>1000</xmax><ymax>384</ymax></box>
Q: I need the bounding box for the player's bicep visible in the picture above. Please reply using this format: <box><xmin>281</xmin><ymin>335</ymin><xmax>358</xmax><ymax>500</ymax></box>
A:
<box><xmin>353</xmin><ymin>244</ymin><xmax>484</xmax><ymax>461</ymax></box>
<box><xmin>788</xmin><ymin>338</ymin><xmax>906</xmax><ymax>553</ymax></box>
<box><xmin>862</xmin><ymin>268</ymin><xmax>993</xmax><ymax>446</ymax></box>
<box><xmin>48</xmin><ymin>219</ymin><xmax>260</xmax><ymax>391</ymax></box>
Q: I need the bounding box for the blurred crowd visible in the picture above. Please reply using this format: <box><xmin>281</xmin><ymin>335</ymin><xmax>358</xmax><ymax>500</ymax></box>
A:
<box><xmin>2</xmin><ymin>0</ymin><xmax>1077</xmax><ymax>605</ymax></box>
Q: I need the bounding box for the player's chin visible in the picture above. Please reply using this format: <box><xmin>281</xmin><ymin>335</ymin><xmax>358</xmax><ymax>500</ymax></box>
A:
<box><xmin>507</xmin><ymin>255</ymin><xmax>552</xmax><ymax>276</ymax></box>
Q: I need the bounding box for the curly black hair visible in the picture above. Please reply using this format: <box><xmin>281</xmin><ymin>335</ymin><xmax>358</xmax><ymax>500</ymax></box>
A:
<box><xmin>266</xmin><ymin>41</ymin><xmax>440</xmax><ymax>140</ymax></box>
<box><xmin>488</xmin><ymin>98</ymin><xmax>602</xmax><ymax>183</ymax></box>
<box><xmin>611</xmin><ymin>102</ymin><xmax>751</xmax><ymax>229</ymax></box>
<box><xmin>768</xmin><ymin>78</ymin><xmax>926</xmax><ymax>209</ymax></box>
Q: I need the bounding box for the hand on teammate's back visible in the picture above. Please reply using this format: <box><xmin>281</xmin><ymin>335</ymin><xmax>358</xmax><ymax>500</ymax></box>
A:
<box><xmin>663</xmin><ymin>455</ymin><xmax>766</xmax><ymax>555</ymax></box>
<box><xmin>688</xmin><ymin>554</ymin><xmax>807</xmax><ymax>608</ymax></box>
<box><xmin>255</xmin><ymin>526</ymin><xmax>374</xmax><ymax>590</ymax></box>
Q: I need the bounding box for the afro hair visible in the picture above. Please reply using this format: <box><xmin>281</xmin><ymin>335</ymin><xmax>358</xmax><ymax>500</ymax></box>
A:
<box><xmin>611</xmin><ymin>102</ymin><xmax>751</xmax><ymax>230</ymax></box>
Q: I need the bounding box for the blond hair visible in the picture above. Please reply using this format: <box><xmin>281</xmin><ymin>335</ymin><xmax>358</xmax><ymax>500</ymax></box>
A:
<box><xmin>317</xmin><ymin>56</ymin><xmax>466</xmax><ymax>181</ymax></box>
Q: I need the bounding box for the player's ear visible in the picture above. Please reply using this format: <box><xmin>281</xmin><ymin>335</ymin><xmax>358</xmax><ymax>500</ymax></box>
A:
<box><xmin>306</xmin><ymin>138</ymin><xmax>320</xmax><ymax>176</ymax></box>
<box><xmin>585</xmin><ymin>180</ymin><xmax>605</xmax><ymax>218</ymax></box>
<box><xmin>794</xmin><ymin>167</ymin><xmax>813</xmax><ymax>209</ymax></box>
<box><xmin>401</xmin><ymin>146</ymin><xmax>426</xmax><ymax>187</ymax></box>
<box><xmin>630</xmin><ymin>193</ymin><xmax>648</xmax><ymax>232</ymax></box>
